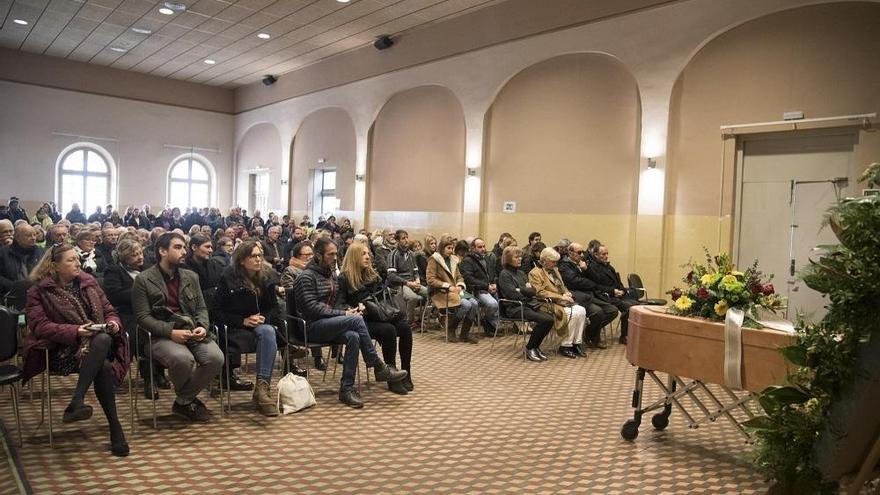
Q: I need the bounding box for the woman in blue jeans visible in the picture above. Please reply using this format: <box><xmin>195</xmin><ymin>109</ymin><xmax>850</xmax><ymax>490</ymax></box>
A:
<box><xmin>215</xmin><ymin>240</ymin><xmax>286</xmax><ymax>417</ymax></box>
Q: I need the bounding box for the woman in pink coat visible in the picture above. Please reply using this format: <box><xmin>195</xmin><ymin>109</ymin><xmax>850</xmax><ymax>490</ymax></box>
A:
<box><xmin>23</xmin><ymin>243</ymin><xmax>130</xmax><ymax>456</ymax></box>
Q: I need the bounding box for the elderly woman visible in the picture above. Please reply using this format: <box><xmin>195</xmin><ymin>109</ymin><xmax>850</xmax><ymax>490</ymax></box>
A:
<box><xmin>497</xmin><ymin>246</ymin><xmax>556</xmax><ymax>362</ymax></box>
<box><xmin>74</xmin><ymin>230</ymin><xmax>105</xmax><ymax>276</ymax></box>
<box><xmin>22</xmin><ymin>244</ymin><xmax>130</xmax><ymax>456</ymax></box>
<box><xmin>338</xmin><ymin>243</ymin><xmax>414</xmax><ymax>394</ymax></box>
<box><xmin>280</xmin><ymin>241</ymin><xmax>313</xmax><ymax>290</ymax></box>
<box><xmin>527</xmin><ymin>247</ymin><xmax>587</xmax><ymax>359</ymax></box>
<box><xmin>426</xmin><ymin>235</ymin><xmax>479</xmax><ymax>343</ymax></box>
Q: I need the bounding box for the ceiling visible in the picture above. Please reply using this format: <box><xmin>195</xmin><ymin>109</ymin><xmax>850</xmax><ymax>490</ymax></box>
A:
<box><xmin>0</xmin><ymin>0</ymin><xmax>502</xmax><ymax>88</ymax></box>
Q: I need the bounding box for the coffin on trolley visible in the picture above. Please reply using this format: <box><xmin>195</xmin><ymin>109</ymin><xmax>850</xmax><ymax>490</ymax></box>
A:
<box><xmin>621</xmin><ymin>305</ymin><xmax>793</xmax><ymax>440</ymax></box>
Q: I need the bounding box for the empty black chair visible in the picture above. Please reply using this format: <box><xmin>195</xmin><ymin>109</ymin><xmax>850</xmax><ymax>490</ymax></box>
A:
<box><xmin>0</xmin><ymin>305</ymin><xmax>22</xmax><ymax>446</ymax></box>
<box><xmin>627</xmin><ymin>273</ymin><xmax>667</xmax><ymax>306</ymax></box>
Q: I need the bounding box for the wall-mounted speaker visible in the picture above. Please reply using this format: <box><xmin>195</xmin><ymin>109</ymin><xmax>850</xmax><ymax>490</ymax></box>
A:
<box><xmin>262</xmin><ymin>75</ymin><xmax>277</xmax><ymax>86</ymax></box>
<box><xmin>373</xmin><ymin>35</ymin><xmax>394</xmax><ymax>50</ymax></box>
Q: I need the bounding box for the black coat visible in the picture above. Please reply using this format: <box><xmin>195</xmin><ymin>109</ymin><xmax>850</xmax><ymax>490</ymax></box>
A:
<box><xmin>585</xmin><ymin>256</ymin><xmax>625</xmax><ymax>298</ymax></box>
<box><xmin>184</xmin><ymin>256</ymin><xmax>225</xmax><ymax>308</ymax></box>
<box><xmin>557</xmin><ymin>256</ymin><xmax>600</xmax><ymax>304</ymax></box>
<box><xmin>65</xmin><ymin>211</ymin><xmax>87</xmax><ymax>224</ymax></box>
<box><xmin>102</xmin><ymin>262</ymin><xmax>139</xmax><ymax>332</ymax></box>
<box><xmin>337</xmin><ymin>273</ymin><xmax>384</xmax><ymax>308</ymax></box>
<box><xmin>497</xmin><ymin>267</ymin><xmax>539</xmax><ymax>317</ymax></box>
<box><xmin>0</xmin><ymin>244</ymin><xmax>44</xmax><ymax>294</ymax></box>
<box><xmin>214</xmin><ymin>265</ymin><xmax>282</xmax><ymax>328</ymax></box>
<box><xmin>459</xmin><ymin>253</ymin><xmax>496</xmax><ymax>294</ymax></box>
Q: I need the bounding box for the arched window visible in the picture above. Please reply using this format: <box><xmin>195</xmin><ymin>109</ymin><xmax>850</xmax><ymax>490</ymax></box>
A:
<box><xmin>57</xmin><ymin>144</ymin><xmax>114</xmax><ymax>216</ymax></box>
<box><xmin>167</xmin><ymin>154</ymin><xmax>214</xmax><ymax>209</ymax></box>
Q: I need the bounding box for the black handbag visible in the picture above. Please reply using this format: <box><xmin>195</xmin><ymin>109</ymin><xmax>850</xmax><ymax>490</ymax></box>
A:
<box><xmin>361</xmin><ymin>289</ymin><xmax>404</xmax><ymax>323</ymax></box>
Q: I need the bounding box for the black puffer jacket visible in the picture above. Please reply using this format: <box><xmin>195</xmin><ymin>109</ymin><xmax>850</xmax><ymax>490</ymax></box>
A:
<box><xmin>184</xmin><ymin>256</ymin><xmax>225</xmax><ymax>307</ymax></box>
<box><xmin>459</xmin><ymin>253</ymin><xmax>496</xmax><ymax>294</ymax></box>
<box><xmin>293</xmin><ymin>259</ymin><xmax>346</xmax><ymax>321</ymax></box>
<box><xmin>215</xmin><ymin>265</ymin><xmax>282</xmax><ymax>328</ymax></box>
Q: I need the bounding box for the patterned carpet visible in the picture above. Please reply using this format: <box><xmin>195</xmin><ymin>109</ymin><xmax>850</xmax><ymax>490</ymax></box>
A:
<box><xmin>0</xmin><ymin>327</ymin><xmax>770</xmax><ymax>494</ymax></box>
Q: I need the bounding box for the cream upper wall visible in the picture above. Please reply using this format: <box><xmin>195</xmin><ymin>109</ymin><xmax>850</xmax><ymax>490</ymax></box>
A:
<box><xmin>367</xmin><ymin>85</ymin><xmax>465</xmax><ymax>213</ymax></box>
<box><xmin>0</xmin><ymin>80</ymin><xmax>234</xmax><ymax>212</ymax></box>
<box><xmin>235</xmin><ymin>123</ymin><xmax>284</xmax><ymax>213</ymax></box>
<box><xmin>290</xmin><ymin>107</ymin><xmax>357</xmax><ymax>213</ymax></box>
<box><xmin>484</xmin><ymin>53</ymin><xmax>640</xmax><ymax>216</ymax></box>
<box><xmin>667</xmin><ymin>2</ymin><xmax>880</xmax><ymax>217</ymax></box>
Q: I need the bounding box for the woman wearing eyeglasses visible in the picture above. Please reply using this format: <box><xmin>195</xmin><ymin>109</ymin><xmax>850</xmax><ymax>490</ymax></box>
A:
<box><xmin>22</xmin><ymin>243</ymin><xmax>130</xmax><ymax>456</ymax></box>
<box><xmin>527</xmin><ymin>247</ymin><xmax>588</xmax><ymax>359</ymax></box>
<box><xmin>215</xmin><ymin>240</ymin><xmax>300</xmax><ymax>416</ymax></box>
<box><xmin>280</xmin><ymin>241</ymin><xmax>313</xmax><ymax>290</ymax></box>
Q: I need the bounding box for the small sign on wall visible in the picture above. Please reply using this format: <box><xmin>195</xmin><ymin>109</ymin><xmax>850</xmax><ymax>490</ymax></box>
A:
<box><xmin>502</xmin><ymin>201</ymin><xmax>516</xmax><ymax>213</ymax></box>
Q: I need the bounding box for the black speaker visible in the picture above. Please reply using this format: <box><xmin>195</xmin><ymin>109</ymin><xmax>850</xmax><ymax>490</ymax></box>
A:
<box><xmin>262</xmin><ymin>75</ymin><xmax>277</xmax><ymax>86</ymax></box>
<box><xmin>373</xmin><ymin>35</ymin><xmax>393</xmax><ymax>50</ymax></box>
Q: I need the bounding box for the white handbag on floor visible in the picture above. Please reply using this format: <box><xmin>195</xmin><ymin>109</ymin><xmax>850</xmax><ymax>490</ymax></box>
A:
<box><xmin>276</xmin><ymin>372</ymin><xmax>317</xmax><ymax>414</ymax></box>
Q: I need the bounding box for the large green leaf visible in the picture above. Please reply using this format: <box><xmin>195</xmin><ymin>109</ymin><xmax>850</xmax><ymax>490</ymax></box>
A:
<box><xmin>780</xmin><ymin>345</ymin><xmax>807</xmax><ymax>366</ymax></box>
<box><xmin>742</xmin><ymin>416</ymin><xmax>775</xmax><ymax>430</ymax></box>
<box><xmin>763</xmin><ymin>385</ymin><xmax>809</xmax><ymax>405</ymax></box>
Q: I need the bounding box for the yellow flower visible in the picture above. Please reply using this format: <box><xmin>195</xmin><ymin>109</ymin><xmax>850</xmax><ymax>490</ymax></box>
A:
<box><xmin>675</xmin><ymin>295</ymin><xmax>694</xmax><ymax>311</ymax></box>
<box><xmin>732</xmin><ymin>271</ymin><xmax>744</xmax><ymax>277</ymax></box>
<box><xmin>714</xmin><ymin>299</ymin><xmax>729</xmax><ymax>316</ymax></box>
<box><xmin>720</xmin><ymin>274</ymin><xmax>737</xmax><ymax>286</ymax></box>
<box><xmin>700</xmin><ymin>274</ymin><xmax>714</xmax><ymax>285</ymax></box>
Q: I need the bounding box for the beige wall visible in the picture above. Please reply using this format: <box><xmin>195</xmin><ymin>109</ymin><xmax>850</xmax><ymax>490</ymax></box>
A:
<box><xmin>235</xmin><ymin>123</ymin><xmax>284</xmax><ymax>213</ymax></box>
<box><xmin>0</xmin><ymin>80</ymin><xmax>234</xmax><ymax>214</ymax></box>
<box><xmin>367</xmin><ymin>85</ymin><xmax>466</xmax><ymax>235</ymax></box>
<box><xmin>289</xmin><ymin>108</ymin><xmax>357</xmax><ymax>217</ymax></box>
<box><xmin>664</xmin><ymin>2</ymin><xmax>880</xmax><ymax>291</ymax></box>
<box><xmin>0</xmin><ymin>47</ymin><xmax>234</xmax><ymax>114</ymax></box>
<box><xmin>483</xmin><ymin>53</ymin><xmax>641</xmax><ymax>261</ymax></box>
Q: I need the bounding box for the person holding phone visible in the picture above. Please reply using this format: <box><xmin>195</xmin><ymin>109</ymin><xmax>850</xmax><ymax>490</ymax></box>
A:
<box><xmin>22</xmin><ymin>243</ymin><xmax>130</xmax><ymax>456</ymax></box>
<box><xmin>132</xmin><ymin>232</ymin><xmax>224</xmax><ymax>423</ymax></box>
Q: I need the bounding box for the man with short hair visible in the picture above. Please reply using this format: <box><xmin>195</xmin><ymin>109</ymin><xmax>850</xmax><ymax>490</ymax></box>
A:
<box><xmin>46</xmin><ymin>223</ymin><xmax>70</xmax><ymax>246</ymax></box>
<box><xmin>132</xmin><ymin>232</ymin><xmax>224</xmax><ymax>422</ymax></box>
<box><xmin>586</xmin><ymin>243</ymin><xmax>638</xmax><ymax>344</ymax></box>
<box><xmin>528</xmin><ymin>232</ymin><xmax>542</xmax><ymax>248</ymax></box>
<box><xmin>96</xmin><ymin>227</ymin><xmax>119</xmax><ymax>272</ymax></box>
<box><xmin>558</xmin><ymin>243</ymin><xmax>619</xmax><ymax>350</ymax></box>
<box><xmin>87</xmin><ymin>206</ymin><xmax>105</xmax><ymax>224</ymax></box>
<box><xmin>459</xmin><ymin>238</ymin><xmax>500</xmax><ymax>337</ymax></box>
<box><xmin>6</xmin><ymin>197</ymin><xmax>28</xmax><ymax>224</ymax></box>
<box><xmin>0</xmin><ymin>219</ymin><xmax>13</xmax><ymax>247</ymax></box>
<box><xmin>65</xmin><ymin>203</ymin><xmax>87</xmax><ymax>224</ymax></box>
<box><xmin>294</xmin><ymin>237</ymin><xmax>407</xmax><ymax>408</ymax></box>
<box><xmin>0</xmin><ymin>223</ymin><xmax>44</xmax><ymax>307</ymax></box>
<box><xmin>387</xmin><ymin>230</ymin><xmax>429</xmax><ymax>320</ymax></box>
<box><xmin>262</xmin><ymin>225</ymin><xmax>284</xmax><ymax>271</ymax></box>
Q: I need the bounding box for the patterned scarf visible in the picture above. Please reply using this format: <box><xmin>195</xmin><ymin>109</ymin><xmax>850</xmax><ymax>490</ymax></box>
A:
<box><xmin>42</xmin><ymin>279</ymin><xmax>107</xmax><ymax>358</ymax></box>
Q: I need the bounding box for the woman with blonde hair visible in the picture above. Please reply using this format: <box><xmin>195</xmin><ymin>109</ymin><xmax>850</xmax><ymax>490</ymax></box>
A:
<box><xmin>527</xmin><ymin>247</ymin><xmax>587</xmax><ymax>359</ymax></box>
<box><xmin>426</xmin><ymin>235</ymin><xmax>478</xmax><ymax>343</ymax></box>
<box><xmin>416</xmin><ymin>234</ymin><xmax>436</xmax><ymax>283</ymax></box>
<box><xmin>22</xmin><ymin>243</ymin><xmax>130</xmax><ymax>455</ymax></box>
<box><xmin>498</xmin><ymin>246</ymin><xmax>556</xmax><ymax>362</ymax></box>
<box><xmin>338</xmin><ymin>243</ymin><xmax>414</xmax><ymax>394</ymax></box>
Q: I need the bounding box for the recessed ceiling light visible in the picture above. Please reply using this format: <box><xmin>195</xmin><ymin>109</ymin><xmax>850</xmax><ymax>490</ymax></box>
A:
<box><xmin>257</xmin><ymin>33</ymin><xmax>270</xmax><ymax>39</ymax></box>
<box><xmin>109</xmin><ymin>46</ymin><xmax>128</xmax><ymax>53</ymax></box>
<box><xmin>159</xmin><ymin>7</ymin><xmax>174</xmax><ymax>14</ymax></box>
<box><xmin>13</xmin><ymin>19</ymin><xmax>28</xmax><ymax>25</ymax></box>
<box><xmin>204</xmin><ymin>59</ymin><xmax>216</xmax><ymax>65</ymax></box>
<box><xmin>132</xmin><ymin>27</ymin><xmax>152</xmax><ymax>34</ymax></box>
<box><xmin>163</xmin><ymin>2</ymin><xmax>187</xmax><ymax>12</ymax></box>
<box><xmin>336</xmin><ymin>0</ymin><xmax>350</xmax><ymax>3</ymax></box>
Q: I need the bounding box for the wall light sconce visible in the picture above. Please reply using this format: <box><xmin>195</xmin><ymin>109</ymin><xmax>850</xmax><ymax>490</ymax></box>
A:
<box><xmin>466</xmin><ymin>168</ymin><xmax>477</xmax><ymax>177</ymax></box>
<box><xmin>281</xmin><ymin>179</ymin><xmax>288</xmax><ymax>185</ymax></box>
<box><xmin>355</xmin><ymin>174</ymin><xmax>365</xmax><ymax>182</ymax></box>
<box><xmin>317</xmin><ymin>158</ymin><xmax>326</xmax><ymax>164</ymax></box>
<box><xmin>647</xmin><ymin>157</ymin><xmax>657</xmax><ymax>169</ymax></box>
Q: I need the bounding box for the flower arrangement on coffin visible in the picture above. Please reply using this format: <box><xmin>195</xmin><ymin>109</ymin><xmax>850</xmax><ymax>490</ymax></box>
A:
<box><xmin>666</xmin><ymin>250</ymin><xmax>785</xmax><ymax>326</ymax></box>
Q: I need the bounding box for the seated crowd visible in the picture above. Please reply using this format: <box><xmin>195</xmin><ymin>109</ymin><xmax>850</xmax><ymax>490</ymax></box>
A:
<box><xmin>1</xmin><ymin>195</ymin><xmax>644</xmax><ymax>457</ymax></box>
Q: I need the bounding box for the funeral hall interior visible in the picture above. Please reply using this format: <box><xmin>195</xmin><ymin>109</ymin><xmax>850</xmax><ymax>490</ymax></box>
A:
<box><xmin>1</xmin><ymin>0</ymin><xmax>879</xmax><ymax>493</ymax></box>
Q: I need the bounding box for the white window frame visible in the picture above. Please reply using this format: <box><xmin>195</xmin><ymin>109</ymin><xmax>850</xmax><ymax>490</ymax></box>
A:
<box><xmin>166</xmin><ymin>153</ymin><xmax>216</xmax><ymax>209</ymax></box>
<box><xmin>54</xmin><ymin>142</ymin><xmax>117</xmax><ymax>215</ymax></box>
<box><xmin>312</xmin><ymin>168</ymin><xmax>339</xmax><ymax>219</ymax></box>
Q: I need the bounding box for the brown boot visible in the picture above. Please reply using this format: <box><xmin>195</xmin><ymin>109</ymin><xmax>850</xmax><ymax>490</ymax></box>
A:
<box><xmin>252</xmin><ymin>379</ymin><xmax>278</xmax><ymax>417</ymax></box>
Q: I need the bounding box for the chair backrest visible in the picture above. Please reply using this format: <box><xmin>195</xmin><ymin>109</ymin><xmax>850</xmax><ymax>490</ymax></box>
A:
<box><xmin>627</xmin><ymin>273</ymin><xmax>645</xmax><ymax>290</ymax></box>
<box><xmin>0</xmin><ymin>305</ymin><xmax>19</xmax><ymax>363</ymax></box>
<box><xmin>285</xmin><ymin>289</ymin><xmax>300</xmax><ymax>318</ymax></box>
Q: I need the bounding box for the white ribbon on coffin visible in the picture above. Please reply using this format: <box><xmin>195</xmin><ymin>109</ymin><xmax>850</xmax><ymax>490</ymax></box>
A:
<box><xmin>723</xmin><ymin>308</ymin><xmax>796</xmax><ymax>390</ymax></box>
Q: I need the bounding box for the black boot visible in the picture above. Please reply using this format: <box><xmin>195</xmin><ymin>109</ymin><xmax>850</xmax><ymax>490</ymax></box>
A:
<box><xmin>460</xmin><ymin>317</ymin><xmax>478</xmax><ymax>344</ymax></box>
<box><xmin>445</xmin><ymin>314</ymin><xmax>461</xmax><ymax>343</ymax></box>
<box><xmin>313</xmin><ymin>355</ymin><xmax>327</xmax><ymax>371</ymax></box>
<box><xmin>388</xmin><ymin>379</ymin><xmax>408</xmax><ymax>395</ymax></box>
<box><xmin>222</xmin><ymin>370</ymin><xmax>254</xmax><ymax>391</ymax></box>
<box><xmin>374</xmin><ymin>361</ymin><xmax>408</xmax><ymax>382</ymax></box>
<box><xmin>401</xmin><ymin>373</ymin><xmax>414</xmax><ymax>392</ymax></box>
<box><xmin>339</xmin><ymin>388</ymin><xmax>363</xmax><ymax>408</ymax></box>
<box><xmin>572</xmin><ymin>343</ymin><xmax>587</xmax><ymax>357</ymax></box>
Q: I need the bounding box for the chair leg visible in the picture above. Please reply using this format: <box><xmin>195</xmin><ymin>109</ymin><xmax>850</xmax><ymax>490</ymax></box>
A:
<box><xmin>147</xmin><ymin>336</ymin><xmax>157</xmax><ymax>430</ymax></box>
<box><xmin>128</xmin><ymin>365</ymin><xmax>135</xmax><ymax>436</ymax></box>
<box><xmin>46</xmin><ymin>370</ymin><xmax>53</xmax><ymax>448</ymax></box>
<box><xmin>10</xmin><ymin>384</ymin><xmax>22</xmax><ymax>447</ymax></box>
<box><xmin>419</xmin><ymin>303</ymin><xmax>428</xmax><ymax>334</ymax></box>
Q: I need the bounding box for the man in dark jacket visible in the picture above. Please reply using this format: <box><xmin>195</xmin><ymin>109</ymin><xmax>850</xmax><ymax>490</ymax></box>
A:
<box><xmin>65</xmin><ymin>203</ymin><xmax>88</xmax><ymax>224</ymax></box>
<box><xmin>293</xmin><ymin>237</ymin><xmax>407</xmax><ymax>408</ymax></box>
<box><xmin>0</xmin><ymin>223</ymin><xmax>44</xmax><ymax>308</ymax></box>
<box><xmin>87</xmin><ymin>206</ymin><xmax>106</xmax><ymax>224</ymax></box>
<box><xmin>459</xmin><ymin>238</ymin><xmax>500</xmax><ymax>336</ymax></box>
<box><xmin>558</xmin><ymin>242</ymin><xmax>618</xmax><ymax>348</ymax></box>
<box><xmin>387</xmin><ymin>230</ymin><xmax>428</xmax><ymax>321</ymax></box>
<box><xmin>586</xmin><ymin>243</ymin><xmax>638</xmax><ymax>344</ymax></box>
<box><xmin>261</xmin><ymin>225</ymin><xmax>284</xmax><ymax>272</ymax></box>
<box><xmin>132</xmin><ymin>232</ymin><xmax>224</xmax><ymax>422</ymax></box>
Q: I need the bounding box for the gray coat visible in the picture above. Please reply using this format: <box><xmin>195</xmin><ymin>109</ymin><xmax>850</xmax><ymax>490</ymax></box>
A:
<box><xmin>131</xmin><ymin>265</ymin><xmax>211</xmax><ymax>340</ymax></box>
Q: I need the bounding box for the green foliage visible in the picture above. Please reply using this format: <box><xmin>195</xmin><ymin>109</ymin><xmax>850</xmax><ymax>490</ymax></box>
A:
<box><xmin>745</xmin><ymin>170</ymin><xmax>880</xmax><ymax>493</ymax></box>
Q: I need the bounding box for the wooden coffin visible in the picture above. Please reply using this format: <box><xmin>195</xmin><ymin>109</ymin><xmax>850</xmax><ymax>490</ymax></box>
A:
<box><xmin>627</xmin><ymin>305</ymin><xmax>794</xmax><ymax>393</ymax></box>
